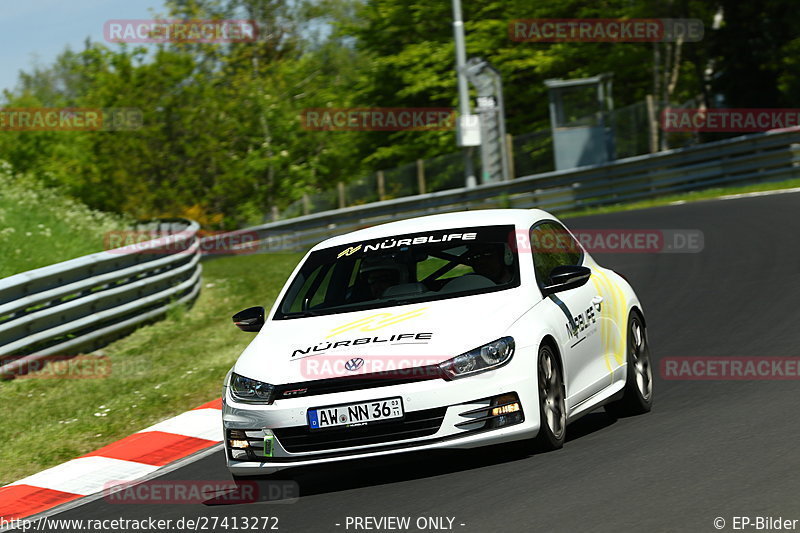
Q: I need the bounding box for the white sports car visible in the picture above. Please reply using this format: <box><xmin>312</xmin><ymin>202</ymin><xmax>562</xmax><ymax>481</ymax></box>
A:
<box><xmin>223</xmin><ymin>209</ymin><xmax>653</xmax><ymax>476</ymax></box>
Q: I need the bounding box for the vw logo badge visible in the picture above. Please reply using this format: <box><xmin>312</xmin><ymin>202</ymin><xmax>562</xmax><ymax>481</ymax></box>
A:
<box><xmin>345</xmin><ymin>357</ymin><xmax>365</xmax><ymax>371</ymax></box>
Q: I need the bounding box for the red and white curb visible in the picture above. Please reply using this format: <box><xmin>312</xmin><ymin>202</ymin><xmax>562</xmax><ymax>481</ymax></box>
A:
<box><xmin>0</xmin><ymin>398</ymin><xmax>223</xmax><ymax>521</ymax></box>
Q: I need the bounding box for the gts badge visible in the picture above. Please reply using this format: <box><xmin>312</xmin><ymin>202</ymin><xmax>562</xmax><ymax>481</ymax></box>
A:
<box><xmin>566</xmin><ymin>304</ymin><xmax>597</xmax><ymax>339</ymax></box>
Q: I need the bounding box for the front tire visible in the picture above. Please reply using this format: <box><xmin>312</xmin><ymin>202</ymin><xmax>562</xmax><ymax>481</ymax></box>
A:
<box><xmin>533</xmin><ymin>343</ymin><xmax>566</xmax><ymax>451</ymax></box>
<box><xmin>605</xmin><ymin>312</ymin><xmax>653</xmax><ymax>417</ymax></box>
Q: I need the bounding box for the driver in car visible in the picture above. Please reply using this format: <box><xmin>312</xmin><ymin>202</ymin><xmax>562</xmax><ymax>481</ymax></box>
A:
<box><xmin>465</xmin><ymin>243</ymin><xmax>514</xmax><ymax>284</ymax></box>
<box><xmin>359</xmin><ymin>258</ymin><xmax>407</xmax><ymax>299</ymax></box>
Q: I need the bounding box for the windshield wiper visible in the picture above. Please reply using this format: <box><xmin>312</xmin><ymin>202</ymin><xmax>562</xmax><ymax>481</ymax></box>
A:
<box><xmin>289</xmin><ymin>309</ymin><xmax>322</xmax><ymax>318</ymax></box>
<box><xmin>373</xmin><ymin>298</ymin><xmax>419</xmax><ymax>307</ymax></box>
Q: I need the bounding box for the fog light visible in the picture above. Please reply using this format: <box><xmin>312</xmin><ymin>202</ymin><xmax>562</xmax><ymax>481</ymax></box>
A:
<box><xmin>492</xmin><ymin>403</ymin><xmax>520</xmax><ymax>416</ymax></box>
<box><xmin>490</xmin><ymin>392</ymin><xmax>523</xmax><ymax>428</ymax></box>
<box><xmin>228</xmin><ymin>429</ymin><xmax>249</xmax><ymax>449</ymax></box>
<box><xmin>228</xmin><ymin>429</ymin><xmax>252</xmax><ymax>456</ymax></box>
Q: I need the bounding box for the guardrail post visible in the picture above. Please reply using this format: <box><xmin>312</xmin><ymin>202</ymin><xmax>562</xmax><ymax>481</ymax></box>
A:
<box><xmin>338</xmin><ymin>182</ymin><xmax>346</xmax><ymax>209</ymax></box>
<box><xmin>417</xmin><ymin>159</ymin><xmax>426</xmax><ymax>195</ymax></box>
<box><xmin>377</xmin><ymin>171</ymin><xmax>386</xmax><ymax>201</ymax></box>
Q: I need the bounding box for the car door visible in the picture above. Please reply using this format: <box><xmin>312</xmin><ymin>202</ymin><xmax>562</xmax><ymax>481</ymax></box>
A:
<box><xmin>530</xmin><ymin>221</ymin><xmax>606</xmax><ymax>409</ymax></box>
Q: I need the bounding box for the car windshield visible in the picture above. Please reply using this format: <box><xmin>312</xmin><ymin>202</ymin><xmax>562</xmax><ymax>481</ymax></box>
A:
<box><xmin>274</xmin><ymin>225</ymin><xmax>520</xmax><ymax>319</ymax></box>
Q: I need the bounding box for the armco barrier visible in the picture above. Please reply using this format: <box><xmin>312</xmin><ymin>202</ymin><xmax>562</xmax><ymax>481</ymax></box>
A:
<box><xmin>0</xmin><ymin>219</ymin><xmax>202</xmax><ymax>378</ymax></box>
<box><xmin>213</xmin><ymin>129</ymin><xmax>800</xmax><ymax>253</ymax></box>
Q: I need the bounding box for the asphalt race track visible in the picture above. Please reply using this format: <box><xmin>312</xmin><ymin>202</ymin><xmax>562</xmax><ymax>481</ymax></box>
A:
<box><xmin>49</xmin><ymin>192</ymin><xmax>800</xmax><ymax>532</ymax></box>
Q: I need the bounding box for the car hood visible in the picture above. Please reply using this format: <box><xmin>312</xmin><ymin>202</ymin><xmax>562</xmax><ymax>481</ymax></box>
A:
<box><xmin>233</xmin><ymin>290</ymin><xmax>533</xmax><ymax>385</ymax></box>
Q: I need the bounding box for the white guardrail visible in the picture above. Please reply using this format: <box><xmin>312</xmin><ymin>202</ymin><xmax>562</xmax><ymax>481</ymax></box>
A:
<box><xmin>0</xmin><ymin>219</ymin><xmax>202</xmax><ymax>378</ymax></box>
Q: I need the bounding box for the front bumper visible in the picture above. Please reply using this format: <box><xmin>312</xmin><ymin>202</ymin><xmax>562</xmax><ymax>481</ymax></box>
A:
<box><xmin>223</xmin><ymin>362</ymin><xmax>540</xmax><ymax>476</ymax></box>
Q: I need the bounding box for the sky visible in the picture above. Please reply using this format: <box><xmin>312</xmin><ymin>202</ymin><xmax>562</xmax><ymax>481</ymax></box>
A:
<box><xmin>0</xmin><ymin>0</ymin><xmax>166</xmax><ymax>94</ymax></box>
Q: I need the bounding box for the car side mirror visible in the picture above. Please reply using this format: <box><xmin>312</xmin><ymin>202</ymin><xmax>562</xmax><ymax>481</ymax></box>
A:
<box><xmin>232</xmin><ymin>306</ymin><xmax>265</xmax><ymax>332</ymax></box>
<box><xmin>541</xmin><ymin>265</ymin><xmax>592</xmax><ymax>296</ymax></box>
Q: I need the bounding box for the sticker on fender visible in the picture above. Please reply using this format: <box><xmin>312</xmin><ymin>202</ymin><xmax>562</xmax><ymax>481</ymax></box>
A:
<box><xmin>308</xmin><ymin>397</ymin><xmax>403</xmax><ymax>429</ymax></box>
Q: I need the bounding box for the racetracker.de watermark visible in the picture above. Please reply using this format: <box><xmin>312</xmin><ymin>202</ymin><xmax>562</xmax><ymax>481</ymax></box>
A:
<box><xmin>300</xmin><ymin>355</ymin><xmax>445</xmax><ymax>380</ymax></box>
<box><xmin>104</xmin><ymin>19</ymin><xmax>257</xmax><ymax>43</ymax></box>
<box><xmin>509</xmin><ymin>18</ymin><xmax>703</xmax><ymax>42</ymax></box>
<box><xmin>0</xmin><ymin>354</ymin><xmax>150</xmax><ymax>380</ymax></box>
<box><xmin>300</xmin><ymin>108</ymin><xmax>455</xmax><ymax>131</ymax></box>
<box><xmin>661</xmin><ymin>357</ymin><xmax>800</xmax><ymax>380</ymax></box>
<box><xmin>103</xmin><ymin>480</ymin><xmax>298</xmax><ymax>504</ymax></box>
<box><xmin>0</xmin><ymin>107</ymin><xmax>142</xmax><ymax>131</ymax></box>
<box><xmin>661</xmin><ymin>108</ymin><xmax>800</xmax><ymax>132</ymax></box>
<box><xmin>511</xmin><ymin>228</ymin><xmax>704</xmax><ymax>254</ymax></box>
<box><xmin>104</xmin><ymin>229</ymin><xmax>297</xmax><ymax>255</ymax></box>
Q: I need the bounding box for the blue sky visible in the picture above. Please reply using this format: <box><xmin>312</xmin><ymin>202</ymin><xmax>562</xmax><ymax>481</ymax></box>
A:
<box><xmin>0</xmin><ymin>0</ymin><xmax>166</xmax><ymax>94</ymax></box>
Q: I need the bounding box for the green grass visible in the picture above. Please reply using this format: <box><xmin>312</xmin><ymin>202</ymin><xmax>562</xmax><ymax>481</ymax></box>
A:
<box><xmin>0</xmin><ymin>162</ymin><xmax>131</xmax><ymax>278</ymax></box>
<box><xmin>2</xmin><ymin>175</ymin><xmax>799</xmax><ymax>485</ymax></box>
<box><xmin>0</xmin><ymin>253</ymin><xmax>301</xmax><ymax>485</ymax></box>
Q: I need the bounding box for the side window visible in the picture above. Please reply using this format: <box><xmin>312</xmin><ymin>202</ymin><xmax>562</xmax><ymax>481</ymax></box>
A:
<box><xmin>530</xmin><ymin>222</ymin><xmax>583</xmax><ymax>287</ymax></box>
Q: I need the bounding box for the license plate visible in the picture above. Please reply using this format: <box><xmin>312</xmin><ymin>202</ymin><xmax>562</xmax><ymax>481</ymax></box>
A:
<box><xmin>308</xmin><ymin>397</ymin><xmax>403</xmax><ymax>429</ymax></box>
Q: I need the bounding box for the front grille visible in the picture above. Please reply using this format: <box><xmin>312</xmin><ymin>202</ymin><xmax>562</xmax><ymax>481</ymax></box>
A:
<box><xmin>273</xmin><ymin>406</ymin><xmax>447</xmax><ymax>453</ymax></box>
<box><xmin>274</xmin><ymin>366</ymin><xmax>443</xmax><ymax>400</ymax></box>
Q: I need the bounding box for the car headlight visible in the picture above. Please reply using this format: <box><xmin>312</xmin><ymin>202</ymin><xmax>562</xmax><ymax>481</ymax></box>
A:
<box><xmin>228</xmin><ymin>372</ymin><xmax>276</xmax><ymax>404</ymax></box>
<box><xmin>439</xmin><ymin>337</ymin><xmax>515</xmax><ymax>380</ymax></box>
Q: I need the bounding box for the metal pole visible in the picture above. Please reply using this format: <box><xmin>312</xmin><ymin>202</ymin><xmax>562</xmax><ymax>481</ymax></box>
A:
<box><xmin>452</xmin><ymin>0</ymin><xmax>476</xmax><ymax>187</ymax></box>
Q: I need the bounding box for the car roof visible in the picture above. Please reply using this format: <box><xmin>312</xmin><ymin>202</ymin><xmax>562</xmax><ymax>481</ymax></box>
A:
<box><xmin>312</xmin><ymin>208</ymin><xmax>555</xmax><ymax>250</ymax></box>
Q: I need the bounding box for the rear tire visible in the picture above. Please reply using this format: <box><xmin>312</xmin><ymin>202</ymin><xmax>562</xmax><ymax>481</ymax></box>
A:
<box><xmin>532</xmin><ymin>343</ymin><xmax>566</xmax><ymax>451</ymax></box>
<box><xmin>605</xmin><ymin>312</ymin><xmax>653</xmax><ymax>417</ymax></box>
